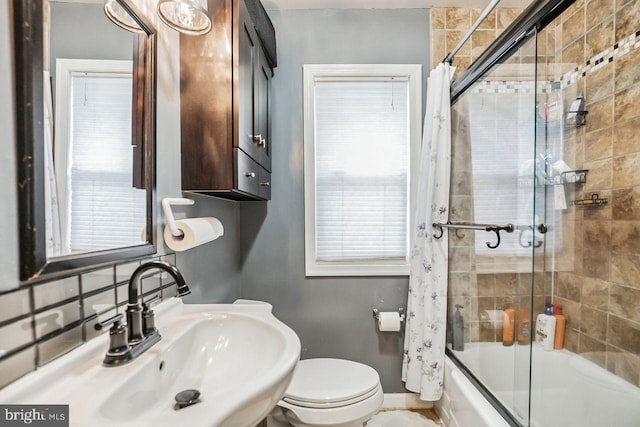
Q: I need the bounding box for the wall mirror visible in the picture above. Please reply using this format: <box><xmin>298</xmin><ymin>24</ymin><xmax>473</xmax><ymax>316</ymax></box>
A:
<box><xmin>14</xmin><ymin>0</ymin><xmax>157</xmax><ymax>282</ymax></box>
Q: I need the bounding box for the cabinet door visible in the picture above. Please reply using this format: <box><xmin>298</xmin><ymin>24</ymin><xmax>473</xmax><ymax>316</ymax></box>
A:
<box><xmin>238</xmin><ymin>18</ymin><xmax>261</xmax><ymax>163</ymax></box>
<box><xmin>255</xmin><ymin>48</ymin><xmax>271</xmax><ymax>171</ymax></box>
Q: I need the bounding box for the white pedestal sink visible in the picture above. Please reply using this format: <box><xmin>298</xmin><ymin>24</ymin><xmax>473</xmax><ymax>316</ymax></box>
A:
<box><xmin>0</xmin><ymin>299</ymin><xmax>301</xmax><ymax>427</ymax></box>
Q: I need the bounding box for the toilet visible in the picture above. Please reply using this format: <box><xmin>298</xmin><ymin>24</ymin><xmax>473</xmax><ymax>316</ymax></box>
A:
<box><xmin>268</xmin><ymin>358</ymin><xmax>384</xmax><ymax>427</ymax></box>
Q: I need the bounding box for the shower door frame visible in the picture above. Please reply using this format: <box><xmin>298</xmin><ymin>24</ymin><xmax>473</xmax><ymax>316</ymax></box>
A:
<box><xmin>445</xmin><ymin>0</ymin><xmax>577</xmax><ymax>426</ymax></box>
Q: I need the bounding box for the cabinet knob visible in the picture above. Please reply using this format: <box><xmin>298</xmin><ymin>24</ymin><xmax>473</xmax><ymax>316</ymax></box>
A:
<box><xmin>260</xmin><ymin>182</ymin><xmax>270</xmax><ymax>187</ymax></box>
<box><xmin>251</xmin><ymin>134</ymin><xmax>262</xmax><ymax>143</ymax></box>
<box><xmin>259</xmin><ymin>137</ymin><xmax>267</xmax><ymax>148</ymax></box>
<box><xmin>245</xmin><ymin>172</ymin><xmax>256</xmax><ymax>178</ymax></box>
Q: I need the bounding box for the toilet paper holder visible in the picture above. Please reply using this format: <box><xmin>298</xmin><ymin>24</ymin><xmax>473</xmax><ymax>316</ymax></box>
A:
<box><xmin>372</xmin><ymin>308</ymin><xmax>405</xmax><ymax>323</ymax></box>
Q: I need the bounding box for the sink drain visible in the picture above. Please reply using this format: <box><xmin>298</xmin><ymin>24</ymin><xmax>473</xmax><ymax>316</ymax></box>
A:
<box><xmin>174</xmin><ymin>389</ymin><xmax>201</xmax><ymax>410</ymax></box>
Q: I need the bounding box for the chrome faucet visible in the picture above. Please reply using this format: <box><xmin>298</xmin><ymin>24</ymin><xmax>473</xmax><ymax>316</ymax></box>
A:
<box><xmin>95</xmin><ymin>261</ymin><xmax>190</xmax><ymax>367</ymax></box>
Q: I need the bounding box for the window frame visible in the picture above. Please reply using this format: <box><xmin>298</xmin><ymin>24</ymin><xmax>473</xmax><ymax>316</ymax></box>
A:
<box><xmin>303</xmin><ymin>64</ymin><xmax>422</xmax><ymax>277</ymax></box>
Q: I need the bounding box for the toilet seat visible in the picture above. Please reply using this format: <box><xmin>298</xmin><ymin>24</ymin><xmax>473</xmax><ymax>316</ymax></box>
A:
<box><xmin>277</xmin><ymin>358</ymin><xmax>384</xmax><ymax>427</ymax></box>
<box><xmin>283</xmin><ymin>383</ymin><xmax>380</xmax><ymax>409</ymax></box>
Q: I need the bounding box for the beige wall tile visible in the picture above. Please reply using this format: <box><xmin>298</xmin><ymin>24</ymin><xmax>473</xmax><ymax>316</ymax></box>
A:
<box><xmin>613</xmin><ymin>187</ymin><xmax>640</xmax><ymax>220</ymax></box>
<box><xmin>563</xmin><ymin>7</ymin><xmax>585</xmax><ymax>47</ymax></box>
<box><xmin>581</xmin><ymin>277</ymin><xmax>610</xmax><ymax>309</ymax></box>
<box><xmin>586</xmin><ymin>17</ymin><xmax>614</xmax><ymax>59</ymax></box>
<box><xmin>611</xmin><ymin>252</ymin><xmax>640</xmax><ymax>286</ymax></box>
<box><xmin>585</xmin><ymin>127</ymin><xmax>613</xmax><ymax>161</ymax></box>
<box><xmin>579</xmin><ymin>333</ymin><xmax>607</xmax><ymax>367</ymax></box>
<box><xmin>615</xmin><ymin>47</ymin><xmax>640</xmax><ymax>92</ymax></box>
<box><xmin>585</xmin><ymin>96</ymin><xmax>613</xmax><ymax>133</ymax></box>
<box><xmin>557</xmin><ymin>272</ymin><xmax>583</xmax><ymax>301</ymax></box>
<box><xmin>607</xmin><ymin>315</ymin><xmax>640</xmax><ymax>353</ymax></box>
<box><xmin>615</xmin><ymin>0</ymin><xmax>640</xmax><ymax>40</ymax></box>
<box><xmin>562</xmin><ymin>39</ymin><xmax>586</xmax><ymax>74</ymax></box>
<box><xmin>580</xmin><ymin>305</ymin><xmax>608</xmax><ymax>340</ymax></box>
<box><xmin>446</xmin><ymin>8</ymin><xmax>470</xmax><ymax>30</ymax></box>
<box><xmin>612</xmin><ymin>221</ymin><xmax>640</xmax><ymax>253</ymax></box>
<box><xmin>472</xmin><ymin>8</ymin><xmax>496</xmax><ymax>30</ymax></box>
<box><xmin>583</xmin><ymin>247</ymin><xmax>611</xmax><ymax>279</ymax></box>
<box><xmin>471</xmin><ymin>30</ymin><xmax>497</xmax><ymax>58</ymax></box>
<box><xmin>613</xmin><ymin>117</ymin><xmax>640</xmax><ymax>155</ymax></box>
<box><xmin>609</xmin><ymin>283</ymin><xmax>640</xmax><ymax>322</ymax></box>
<box><xmin>431</xmin><ymin>8</ymin><xmax>445</xmax><ymax>30</ymax></box>
<box><xmin>613</xmin><ymin>152</ymin><xmax>640</xmax><ymax>188</ymax></box>
<box><xmin>587</xmin><ymin>0</ymin><xmax>615</xmax><ymax>29</ymax></box>
<box><xmin>583</xmin><ymin>158</ymin><xmax>612</xmax><ymax>192</ymax></box>
<box><xmin>446</xmin><ymin>30</ymin><xmax>471</xmax><ymax>57</ymax></box>
<box><xmin>614</xmin><ymin>83</ymin><xmax>640</xmax><ymax>122</ymax></box>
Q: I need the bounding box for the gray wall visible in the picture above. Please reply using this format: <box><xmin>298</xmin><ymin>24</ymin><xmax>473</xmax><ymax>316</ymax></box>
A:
<box><xmin>240</xmin><ymin>8</ymin><xmax>430</xmax><ymax>392</ymax></box>
<box><xmin>49</xmin><ymin>2</ymin><xmax>133</xmax><ymax>85</ymax></box>
<box><xmin>0</xmin><ymin>0</ymin><xmax>240</xmax><ymax>299</ymax></box>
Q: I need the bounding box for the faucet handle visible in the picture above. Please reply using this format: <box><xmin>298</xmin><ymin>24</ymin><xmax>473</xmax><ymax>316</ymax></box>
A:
<box><xmin>142</xmin><ymin>296</ymin><xmax>162</xmax><ymax>337</ymax></box>
<box><xmin>142</xmin><ymin>295</ymin><xmax>161</xmax><ymax>312</ymax></box>
<box><xmin>95</xmin><ymin>313</ymin><xmax>131</xmax><ymax>358</ymax></box>
<box><xmin>94</xmin><ymin>313</ymin><xmax>125</xmax><ymax>331</ymax></box>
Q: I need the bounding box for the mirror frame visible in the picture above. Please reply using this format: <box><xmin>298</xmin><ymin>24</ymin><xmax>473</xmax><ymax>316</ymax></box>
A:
<box><xmin>14</xmin><ymin>0</ymin><xmax>157</xmax><ymax>282</ymax></box>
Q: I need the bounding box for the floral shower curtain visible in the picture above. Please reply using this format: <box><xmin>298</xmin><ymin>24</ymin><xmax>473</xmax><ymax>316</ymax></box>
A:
<box><xmin>402</xmin><ymin>62</ymin><xmax>454</xmax><ymax>401</ymax></box>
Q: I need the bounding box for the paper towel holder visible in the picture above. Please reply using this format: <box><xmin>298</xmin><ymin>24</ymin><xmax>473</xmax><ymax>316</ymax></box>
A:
<box><xmin>372</xmin><ymin>308</ymin><xmax>405</xmax><ymax>323</ymax></box>
<box><xmin>162</xmin><ymin>197</ymin><xmax>195</xmax><ymax>237</ymax></box>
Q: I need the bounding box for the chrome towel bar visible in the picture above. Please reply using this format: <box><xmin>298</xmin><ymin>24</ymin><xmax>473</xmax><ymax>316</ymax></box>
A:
<box><xmin>432</xmin><ymin>222</ymin><xmax>515</xmax><ymax>249</ymax></box>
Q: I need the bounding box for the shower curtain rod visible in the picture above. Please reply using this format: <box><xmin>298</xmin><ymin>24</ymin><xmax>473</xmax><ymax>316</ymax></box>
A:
<box><xmin>442</xmin><ymin>0</ymin><xmax>501</xmax><ymax>64</ymax></box>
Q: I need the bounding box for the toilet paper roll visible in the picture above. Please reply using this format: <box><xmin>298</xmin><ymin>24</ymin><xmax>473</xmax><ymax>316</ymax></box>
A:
<box><xmin>378</xmin><ymin>312</ymin><xmax>402</xmax><ymax>332</ymax></box>
<box><xmin>163</xmin><ymin>217</ymin><xmax>224</xmax><ymax>252</ymax></box>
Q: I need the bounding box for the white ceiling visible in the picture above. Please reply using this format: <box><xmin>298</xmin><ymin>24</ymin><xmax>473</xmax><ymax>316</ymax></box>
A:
<box><xmin>262</xmin><ymin>0</ymin><xmax>533</xmax><ymax>10</ymax></box>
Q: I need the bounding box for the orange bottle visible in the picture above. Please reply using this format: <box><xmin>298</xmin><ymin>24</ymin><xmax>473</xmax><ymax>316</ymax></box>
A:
<box><xmin>553</xmin><ymin>303</ymin><xmax>566</xmax><ymax>350</ymax></box>
<box><xmin>517</xmin><ymin>308</ymin><xmax>531</xmax><ymax>345</ymax></box>
<box><xmin>502</xmin><ymin>308</ymin><xmax>515</xmax><ymax>346</ymax></box>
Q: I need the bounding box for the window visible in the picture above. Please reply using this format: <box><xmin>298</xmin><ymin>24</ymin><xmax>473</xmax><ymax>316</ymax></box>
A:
<box><xmin>303</xmin><ymin>64</ymin><xmax>422</xmax><ymax>276</ymax></box>
<box><xmin>54</xmin><ymin>59</ymin><xmax>146</xmax><ymax>253</ymax></box>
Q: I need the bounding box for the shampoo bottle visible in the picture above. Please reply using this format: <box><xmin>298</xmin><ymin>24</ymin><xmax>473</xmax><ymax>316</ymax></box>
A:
<box><xmin>535</xmin><ymin>304</ymin><xmax>556</xmax><ymax>351</ymax></box>
<box><xmin>553</xmin><ymin>303</ymin><xmax>566</xmax><ymax>350</ymax></box>
<box><xmin>503</xmin><ymin>308</ymin><xmax>515</xmax><ymax>346</ymax></box>
<box><xmin>452</xmin><ymin>304</ymin><xmax>465</xmax><ymax>351</ymax></box>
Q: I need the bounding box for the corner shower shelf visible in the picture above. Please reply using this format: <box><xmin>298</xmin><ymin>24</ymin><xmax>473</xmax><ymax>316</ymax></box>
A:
<box><xmin>518</xmin><ymin>169</ymin><xmax>589</xmax><ymax>187</ymax></box>
<box><xmin>573</xmin><ymin>193</ymin><xmax>608</xmax><ymax>206</ymax></box>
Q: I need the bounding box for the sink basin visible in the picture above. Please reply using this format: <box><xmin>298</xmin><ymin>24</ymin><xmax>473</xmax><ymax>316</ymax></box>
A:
<box><xmin>0</xmin><ymin>299</ymin><xmax>301</xmax><ymax>427</ymax></box>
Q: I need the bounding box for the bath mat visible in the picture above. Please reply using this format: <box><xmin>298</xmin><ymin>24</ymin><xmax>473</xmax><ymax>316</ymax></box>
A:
<box><xmin>366</xmin><ymin>410</ymin><xmax>439</xmax><ymax>427</ymax></box>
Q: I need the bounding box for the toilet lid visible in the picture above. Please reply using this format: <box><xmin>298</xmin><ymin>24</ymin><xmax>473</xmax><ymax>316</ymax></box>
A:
<box><xmin>284</xmin><ymin>358</ymin><xmax>381</xmax><ymax>405</ymax></box>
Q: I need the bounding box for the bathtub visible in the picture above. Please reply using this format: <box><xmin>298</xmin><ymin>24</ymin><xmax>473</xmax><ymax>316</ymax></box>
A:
<box><xmin>437</xmin><ymin>342</ymin><xmax>640</xmax><ymax>427</ymax></box>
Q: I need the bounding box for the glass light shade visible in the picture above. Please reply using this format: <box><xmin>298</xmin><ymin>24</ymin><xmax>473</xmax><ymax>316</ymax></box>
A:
<box><xmin>104</xmin><ymin>0</ymin><xmax>143</xmax><ymax>33</ymax></box>
<box><xmin>157</xmin><ymin>0</ymin><xmax>212</xmax><ymax>35</ymax></box>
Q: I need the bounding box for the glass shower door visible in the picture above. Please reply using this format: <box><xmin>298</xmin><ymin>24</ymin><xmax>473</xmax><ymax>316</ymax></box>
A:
<box><xmin>447</xmin><ymin>33</ymin><xmax>542</xmax><ymax>426</ymax></box>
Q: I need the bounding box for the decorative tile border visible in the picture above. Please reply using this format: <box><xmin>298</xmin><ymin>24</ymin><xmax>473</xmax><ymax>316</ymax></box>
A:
<box><xmin>560</xmin><ymin>31</ymin><xmax>640</xmax><ymax>86</ymax></box>
<box><xmin>468</xmin><ymin>30</ymin><xmax>640</xmax><ymax>94</ymax></box>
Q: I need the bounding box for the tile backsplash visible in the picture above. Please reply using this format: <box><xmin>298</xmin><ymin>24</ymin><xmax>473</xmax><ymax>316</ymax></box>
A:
<box><xmin>0</xmin><ymin>253</ymin><xmax>176</xmax><ymax>389</ymax></box>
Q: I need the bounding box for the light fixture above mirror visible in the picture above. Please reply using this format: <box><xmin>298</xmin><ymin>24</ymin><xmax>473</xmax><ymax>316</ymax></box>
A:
<box><xmin>105</xmin><ymin>0</ymin><xmax>212</xmax><ymax>35</ymax></box>
<box><xmin>104</xmin><ymin>0</ymin><xmax>144</xmax><ymax>33</ymax></box>
<box><xmin>157</xmin><ymin>0</ymin><xmax>212</xmax><ymax>35</ymax></box>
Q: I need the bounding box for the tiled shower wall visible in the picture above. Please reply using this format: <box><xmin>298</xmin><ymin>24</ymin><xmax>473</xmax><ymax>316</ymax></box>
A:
<box><xmin>429</xmin><ymin>7</ymin><xmax>522</xmax><ymax>78</ymax></box>
<box><xmin>438</xmin><ymin>0</ymin><xmax>640</xmax><ymax>388</ymax></box>
<box><xmin>0</xmin><ymin>254</ymin><xmax>178</xmax><ymax>389</ymax></box>
<box><xmin>543</xmin><ymin>0</ymin><xmax>640</xmax><ymax>386</ymax></box>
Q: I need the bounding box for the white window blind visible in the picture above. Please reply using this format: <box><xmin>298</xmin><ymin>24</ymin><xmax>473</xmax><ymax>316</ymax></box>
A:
<box><xmin>67</xmin><ymin>73</ymin><xmax>146</xmax><ymax>252</ymax></box>
<box><xmin>314</xmin><ymin>80</ymin><xmax>410</xmax><ymax>262</ymax></box>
